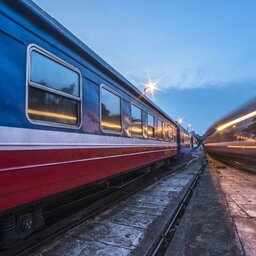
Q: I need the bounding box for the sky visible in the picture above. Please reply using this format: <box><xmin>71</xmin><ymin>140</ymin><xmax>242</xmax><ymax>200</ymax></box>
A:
<box><xmin>33</xmin><ymin>0</ymin><xmax>256</xmax><ymax>134</ymax></box>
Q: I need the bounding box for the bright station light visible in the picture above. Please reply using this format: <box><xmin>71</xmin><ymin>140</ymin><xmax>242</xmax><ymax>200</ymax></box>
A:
<box><xmin>143</xmin><ymin>80</ymin><xmax>158</xmax><ymax>95</ymax></box>
<box><xmin>177</xmin><ymin>117</ymin><xmax>184</xmax><ymax>124</ymax></box>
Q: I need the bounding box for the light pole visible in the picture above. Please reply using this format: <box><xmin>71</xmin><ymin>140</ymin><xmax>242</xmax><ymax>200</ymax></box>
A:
<box><xmin>187</xmin><ymin>123</ymin><xmax>191</xmax><ymax>132</ymax></box>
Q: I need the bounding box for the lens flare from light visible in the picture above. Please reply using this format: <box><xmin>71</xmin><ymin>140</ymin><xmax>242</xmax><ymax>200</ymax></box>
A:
<box><xmin>147</xmin><ymin>81</ymin><xmax>156</xmax><ymax>94</ymax></box>
<box><xmin>143</xmin><ymin>79</ymin><xmax>159</xmax><ymax>95</ymax></box>
<box><xmin>177</xmin><ymin>117</ymin><xmax>184</xmax><ymax>124</ymax></box>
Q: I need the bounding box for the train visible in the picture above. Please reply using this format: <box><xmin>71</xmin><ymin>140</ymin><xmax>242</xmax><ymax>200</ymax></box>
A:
<box><xmin>0</xmin><ymin>0</ymin><xmax>194</xmax><ymax>246</ymax></box>
<box><xmin>204</xmin><ymin>97</ymin><xmax>256</xmax><ymax>172</ymax></box>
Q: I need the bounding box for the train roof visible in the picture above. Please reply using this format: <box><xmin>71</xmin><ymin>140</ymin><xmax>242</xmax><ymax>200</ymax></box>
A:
<box><xmin>12</xmin><ymin>0</ymin><xmax>177</xmax><ymax>126</ymax></box>
<box><xmin>204</xmin><ymin>97</ymin><xmax>256</xmax><ymax>137</ymax></box>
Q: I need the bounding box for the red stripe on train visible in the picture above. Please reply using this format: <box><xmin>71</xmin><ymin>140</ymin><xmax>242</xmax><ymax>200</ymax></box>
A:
<box><xmin>0</xmin><ymin>146</ymin><xmax>177</xmax><ymax>212</ymax></box>
<box><xmin>0</xmin><ymin>146</ymin><xmax>171</xmax><ymax>170</ymax></box>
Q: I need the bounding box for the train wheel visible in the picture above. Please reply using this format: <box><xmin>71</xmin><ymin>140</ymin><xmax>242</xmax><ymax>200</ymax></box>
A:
<box><xmin>0</xmin><ymin>206</ymin><xmax>44</xmax><ymax>248</ymax></box>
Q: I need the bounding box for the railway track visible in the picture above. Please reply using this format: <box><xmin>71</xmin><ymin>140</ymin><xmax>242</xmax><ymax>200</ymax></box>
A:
<box><xmin>0</xmin><ymin>153</ymin><xmax>204</xmax><ymax>256</ymax></box>
<box><xmin>134</xmin><ymin>157</ymin><xmax>204</xmax><ymax>256</ymax></box>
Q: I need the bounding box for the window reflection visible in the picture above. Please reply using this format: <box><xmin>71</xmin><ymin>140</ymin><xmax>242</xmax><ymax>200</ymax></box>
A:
<box><xmin>101</xmin><ymin>88</ymin><xmax>122</xmax><ymax>132</ymax></box>
<box><xmin>28</xmin><ymin>87</ymin><xmax>78</xmax><ymax>125</ymax></box>
<box><xmin>31</xmin><ymin>51</ymin><xmax>79</xmax><ymax>96</ymax></box>
<box><xmin>170</xmin><ymin>126</ymin><xmax>176</xmax><ymax>141</ymax></box>
<box><xmin>148</xmin><ymin>114</ymin><xmax>155</xmax><ymax>138</ymax></box>
<box><xmin>173</xmin><ymin>128</ymin><xmax>177</xmax><ymax>142</ymax></box>
<box><xmin>131</xmin><ymin>105</ymin><xmax>142</xmax><ymax>136</ymax></box>
<box><xmin>169</xmin><ymin>126</ymin><xmax>173</xmax><ymax>141</ymax></box>
<box><xmin>181</xmin><ymin>132</ymin><xmax>185</xmax><ymax>143</ymax></box>
<box><xmin>164</xmin><ymin>123</ymin><xmax>169</xmax><ymax>140</ymax></box>
<box><xmin>158</xmin><ymin>119</ymin><xmax>163</xmax><ymax>139</ymax></box>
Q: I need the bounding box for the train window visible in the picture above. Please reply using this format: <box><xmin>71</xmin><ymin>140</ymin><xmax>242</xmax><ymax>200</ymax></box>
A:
<box><xmin>167</xmin><ymin>126</ymin><xmax>171</xmax><ymax>141</ymax></box>
<box><xmin>169</xmin><ymin>127</ymin><xmax>174</xmax><ymax>141</ymax></box>
<box><xmin>101</xmin><ymin>87</ymin><xmax>122</xmax><ymax>132</ymax></box>
<box><xmin>181</xmin><ymin>133</ymin><xmax>185</xmax><ymax>143</ymax></box>
<box><xmin>147</xmin><ymin>114</ymin><xmax>155</xmax><ymax>138</ymax></box>
<box><xmin>28</xmin><ymin>87</ymin><xmax>78</xmax><ymax>125</ymax></box>
<box><xmin>173</xmin><ymin>128</ymin><xmax>177</xmax><ymax>142</ymax></box>
<box><xmin>168</xmin><ymin>126</ymin><xmax>171</xmax><ymax>140</ymax></box>
<box><xmin>164</xmin><ymin>123</ymin><xmax>168</xmax><ymax>140</ymax></box>
<box><xmin>157</xmin><ymin>119</ymin><xmax>164</xmax><ymax>139</ymax></box>
<box><xmin>30</xmin><ymin>51</ymin><xmax>80</xmax><ymax>96</ymax></box>
<box><xmin>131</xmin><ymin>105</ymin><xmax>142</xmax><ymax>136</ymax></box>
<box><xmin>166</xmin><ymin>124</ymin><xmax>169</xmax><ymax>140</ymax></box>
<box><xmin>27</xmin><ymin>46</ymin><xmax>81</xmax><ymax>127</ymax></box>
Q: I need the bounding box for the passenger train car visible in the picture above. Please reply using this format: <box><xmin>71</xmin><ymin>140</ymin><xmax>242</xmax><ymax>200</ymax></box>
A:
<box><xmin>204</xmin><ymin>98</ymin><xmax>256</xmax><ymax>172</ymax></box>
<box><xmin>0</xmin><ymin>0</ymin><xmax>192</xmax><ymax>245</ymax></box>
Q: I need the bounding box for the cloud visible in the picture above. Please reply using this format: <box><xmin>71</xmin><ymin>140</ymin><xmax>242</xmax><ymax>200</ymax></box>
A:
<box><xmin>124</xmin><ymin>68</ymin><xmax>256</xmax><ymax>90</ymax></box>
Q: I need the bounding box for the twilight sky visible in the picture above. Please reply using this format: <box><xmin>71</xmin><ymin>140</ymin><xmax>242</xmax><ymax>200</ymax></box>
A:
<box><xmin>33</xmin><ymin>0</ymin><xmax>256</xmax><ymax>134</ymax></box>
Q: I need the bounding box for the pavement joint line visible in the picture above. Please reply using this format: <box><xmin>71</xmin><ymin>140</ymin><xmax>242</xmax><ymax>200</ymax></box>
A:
<box><xmin>227</xmin><ymin>203</ymin><xmax>247</xmax><ymax>256</ymax></box>
<box><xmin>230</xmin><ymin>199</ymin><xmax>252</xmax><ymax>218</ymax></box>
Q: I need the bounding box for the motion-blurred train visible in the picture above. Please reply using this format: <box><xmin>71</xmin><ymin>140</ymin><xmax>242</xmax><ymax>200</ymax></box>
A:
<box><xmin>204</xmin><ymin>98</ymin><xmax>256</xmax><ymax>172</ymax></box>
<box><xmin>0</xmin><ymin>0</ymin><xmax>193</xmax><ymax>245</ymax></box>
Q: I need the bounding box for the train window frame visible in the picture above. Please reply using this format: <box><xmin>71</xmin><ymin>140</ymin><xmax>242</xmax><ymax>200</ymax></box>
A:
<box><xmin>147</xmin><ymin>113</ymin><xmax>155</xmax><ymax>139</ymax></box>
<box><xmin>157</xmin><ymin>118</ymin><xmax>164</xmax><ymax>140</ymax></box>
<box><xmin>26</xmin><ymin>44</ymin><xmax>82</xmax><ymax>129</ymax></box>
<box><xmin>131</xmin><ymin>104</ymin><xmax>143</xmax><ymax>137</ymax></box>
<box><xmin>100</xmin><ymin>84</ymin><xmax>123</xmax><ymax>135</ymax></box>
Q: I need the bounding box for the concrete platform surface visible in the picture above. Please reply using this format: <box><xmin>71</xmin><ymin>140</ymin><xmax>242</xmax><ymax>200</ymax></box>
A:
<box><xmin>218</xmin><ymin>165</ymin><xmax>256</xmax><ymax>256</ymax></box>
<box><xmin>166</xmin><ymin>159</ymin><xmax>256</xmax><ymax>256</ymax></box>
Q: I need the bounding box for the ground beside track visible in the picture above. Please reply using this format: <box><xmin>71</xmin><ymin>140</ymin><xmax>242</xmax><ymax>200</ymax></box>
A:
<box><xmin>166</xmin><ymin>157</ymin><xmax>256</xmax><ymax>256</ymax></box>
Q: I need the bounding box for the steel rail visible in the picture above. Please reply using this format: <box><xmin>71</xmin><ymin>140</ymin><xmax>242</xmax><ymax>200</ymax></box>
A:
<box><xmin>149</xmin><ymin>161</ymin><xmax>205</xmax><ymax>256</ymax></box>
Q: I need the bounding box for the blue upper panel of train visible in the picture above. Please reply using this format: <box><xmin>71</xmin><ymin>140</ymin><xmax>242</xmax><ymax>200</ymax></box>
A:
<box><xmin>0</xmin><ymin>0</ymin><xmax>179</xmax><ymax>139</ymax></box>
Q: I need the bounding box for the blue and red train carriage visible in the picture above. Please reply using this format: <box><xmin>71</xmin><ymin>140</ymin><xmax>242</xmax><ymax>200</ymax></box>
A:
<box><xmin>0</xmin><ymin>0</ymin><xmax>192</xmax><ymax>244</ymax></box>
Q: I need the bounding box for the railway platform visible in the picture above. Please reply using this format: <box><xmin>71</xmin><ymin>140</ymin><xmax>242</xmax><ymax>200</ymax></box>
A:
<box><xmin>166</xmin><ymin>158</ymin><xmax>256</xmax><ymax>256</ymax></box>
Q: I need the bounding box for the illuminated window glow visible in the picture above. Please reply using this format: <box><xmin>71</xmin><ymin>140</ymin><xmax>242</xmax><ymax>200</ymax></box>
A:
<box><xmin>101</xmin><ymin>121</ymin><xmax>122</xmax><ymax>130</ymax></box>
<box><xmin>28</xmin><ymin>109</ymin><xmax>77</xmax><ymax>121</ymax></box>
<box><xmin>147</xmin><ymin>114</ymin><xmax>155</xmax><ymax>138</ymax></box>
<box><xmin>217</xmin><ymin>110</ymin><xmax>256</xmax><ymax>131</ymax></box>
<box><xmin>131</xmin><ymin>105</ymin><xmax>143</xmax><ymax>136</ymax></box>
<box><xmin>101</xmin><ymin>88</ymin><xmax>122</xmax><ymax>132</ymax></box>
<box><xmin>227</xmin><ymin>145</ymin><xmax>256</xmax><ymax>149</ymax></box>
<box><xmin>158</xmin><ymin>119</ymin><xmax>163</xmax><ymax>139</ymax></box>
